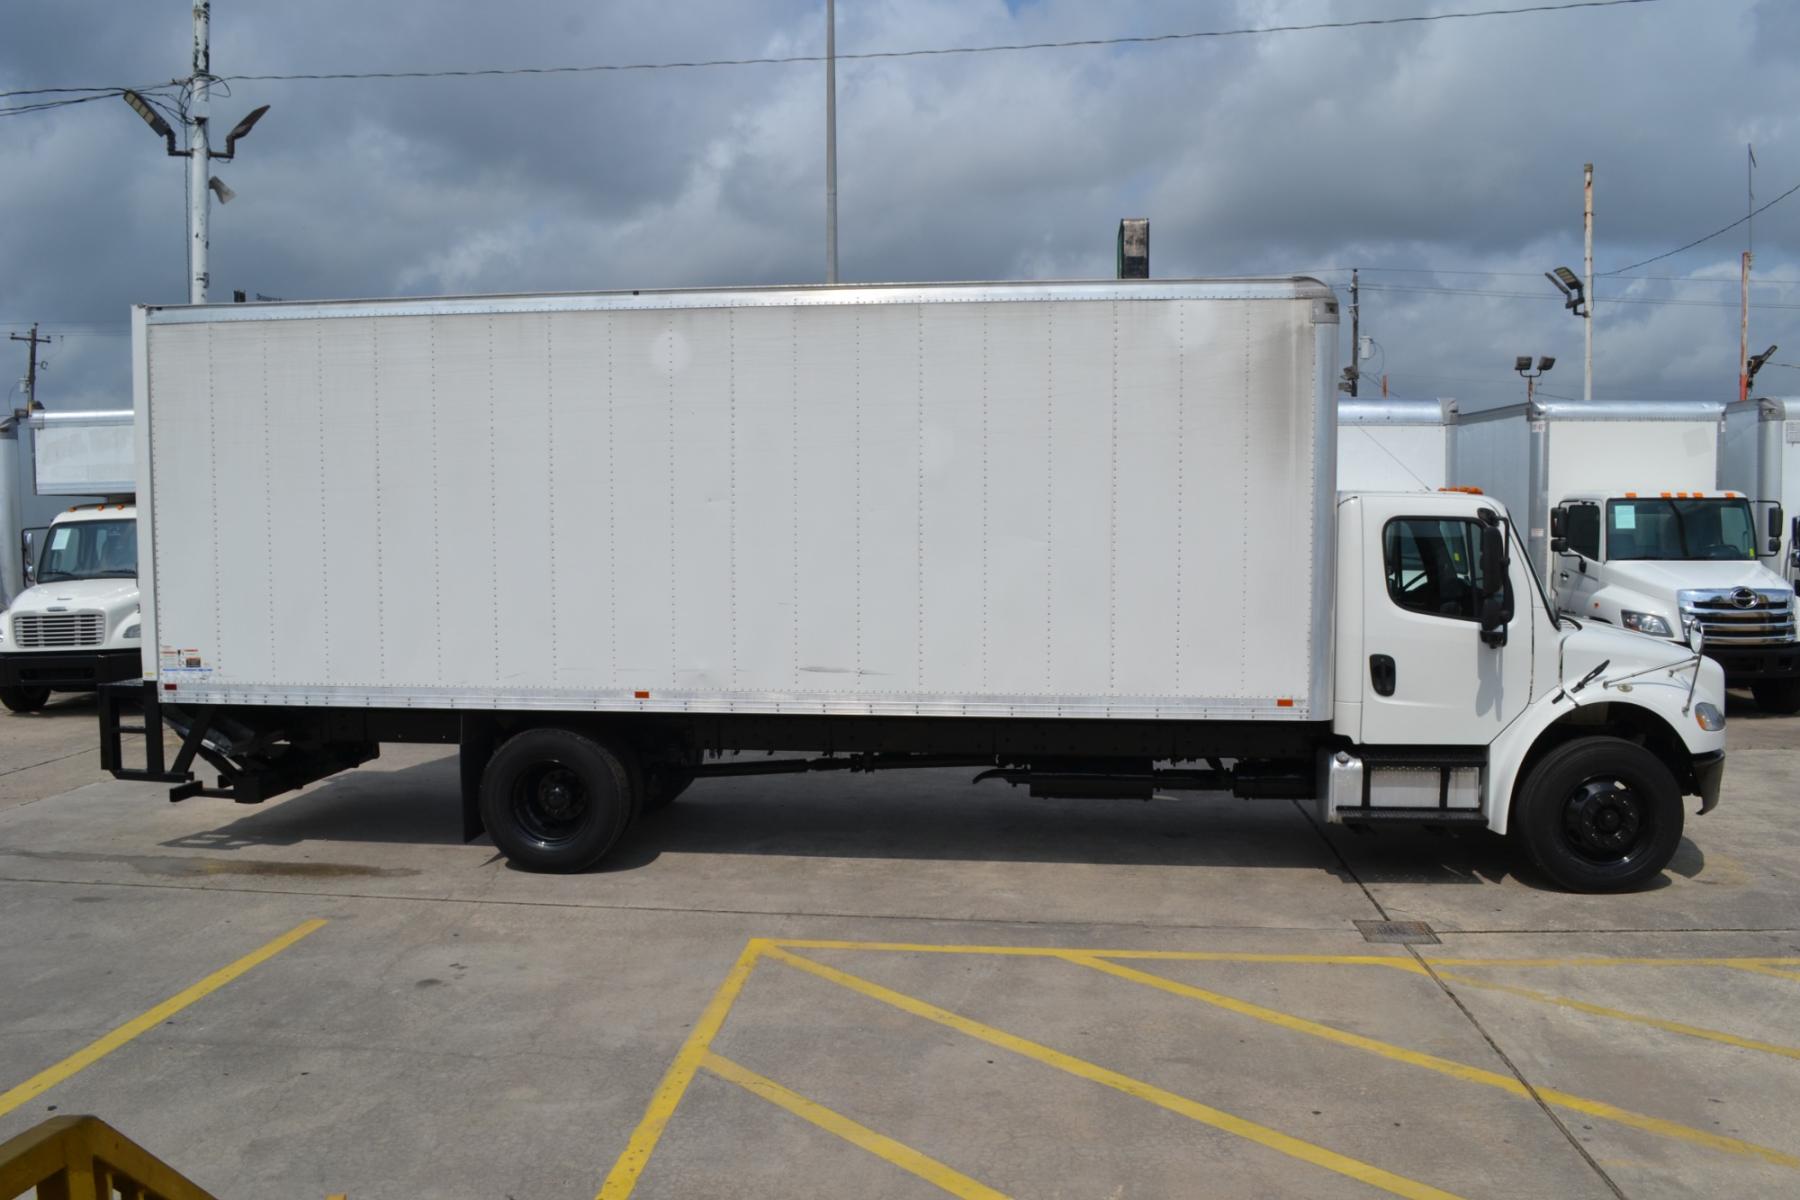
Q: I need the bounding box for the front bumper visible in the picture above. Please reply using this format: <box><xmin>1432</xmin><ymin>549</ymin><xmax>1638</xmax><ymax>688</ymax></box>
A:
<box><xmin>1691</xmin><ymin>749</ymin><xmax>1725</xmax><ymax>815</ymax></box>
<box><xmin>0</xmin><ymin>649</ymin><xmax>141</xmax><ymax>692</ymax></box>
<box><xmin>1705</xmin><ymin>643</ymin><xmax>1800</xmax><ymax>684</ymax></box>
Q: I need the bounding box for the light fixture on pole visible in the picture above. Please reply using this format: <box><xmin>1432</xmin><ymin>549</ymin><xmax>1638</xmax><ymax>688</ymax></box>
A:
<box><xmin>1746</xmin><ymin>344</ymin><xmax>1778</xmax><ymax>392</ymax></box>
<box><xmin>1545</xmin><ymin>267</ymin><xmax>1587</xmax><ymax>317</ymax></box>
<box><xmin>1515</xmin><ymin>355</ymin><xmax>1555</xmax><ymax>406</ymax></box>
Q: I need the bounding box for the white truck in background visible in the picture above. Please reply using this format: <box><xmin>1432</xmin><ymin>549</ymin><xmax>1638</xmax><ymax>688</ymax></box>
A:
<box><xmin>103</xmin><ymin>278</ymin><xmax>1727</xmax><ymax>892</ymax></box>
<box><xmin>1337</xmin><ymin>397</ymin><xmax>1453</xmax><ymax>492</ymax></box>
<box><xmin>1451</xmin><ymin>398</ymin><xmax>1800</xmax><ymax>712</ymax></box>
<box><xmin>0</xmin><ymin>411</ymin><xmax>141</xmax><ymax>712</ymax></box>
<box><xmin>1719</xmin><ymin>396</ymin><xmax>1800</xmax><ymax>589</ymax></box>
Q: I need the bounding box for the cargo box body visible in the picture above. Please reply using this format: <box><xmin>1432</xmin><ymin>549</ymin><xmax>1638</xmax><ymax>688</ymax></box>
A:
<box><xmin>1449</xmin><ymin>399</ymin><xmax>1724</xmax><ymax>575</ymax></box>
<box><xmin>133</xmin><ymin>279</ymin><xmax>1337</xmax><ymax>722</ymax></box>
<box><xmin>1336</xmin><ymin>398</ymin><xmax>1451</xmax><ymax>492</ymax></box>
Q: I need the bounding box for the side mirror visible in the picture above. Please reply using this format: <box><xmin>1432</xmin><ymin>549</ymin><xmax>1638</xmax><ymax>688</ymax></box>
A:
<box><xmin>1687</xmin><ymin>618</ymin><xmax>1705</xmax><ymax>655</ymax></box>
<box><xmin>1477</xmin><ymin>512</ymin><xmax>1510</xmax><ymax>648</ymax></box>
<box><xmin>1549</xmin><ymin>506</ymin><xmax>1568</xmax><ymax>555</ymax></box>
<box><xmin>20</xmin><ymin>531</ymin><xmax>33</xmax><ymax>587</ymax></box>
<box><xmin>1771</xmin><ymin>504</ymin><xmax>1786</xmax><ymax>555</ymax></box>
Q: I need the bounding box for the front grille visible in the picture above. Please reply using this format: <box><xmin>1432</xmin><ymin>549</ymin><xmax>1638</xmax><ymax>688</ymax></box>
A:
<box><xmin>10</xmin><ymin>611</ymin><xmax>106</xmax><ymax>648</ymax></box>
<box><xmin>1679</xmin><ymin>589</ymin><xmax>1797</xmax><ymax>646</ymax></box>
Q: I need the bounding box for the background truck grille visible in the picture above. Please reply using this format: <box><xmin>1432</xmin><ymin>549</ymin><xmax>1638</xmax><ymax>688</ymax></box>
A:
<box><xmin>1679</xmin><ymin>590</ymin><xmax>1797</xmax><ymax>646</ymax></box>
<box><xmin>10</xmin><ymin>612</ymin><xmax>106</xmax><ymax>648</ymax></box>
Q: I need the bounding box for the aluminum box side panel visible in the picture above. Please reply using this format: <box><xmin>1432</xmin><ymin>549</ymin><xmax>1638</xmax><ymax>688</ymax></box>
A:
<box><xmin>29</xmin><ymin>410</ymin><xmax>136</xmax><ymax>496</ymax></box>
<box><xmin>1337</xmin><ymin>424</ymin><xmax>1448</xmax><ymax>491</ymax></box>
<box><xmin>144</xmin><ymin>292</ymin><xmax>1329</xmax><ymax>718</ymax></box>
<box><xmin>1546</xmin><ymin>420</ymin><xmax>1721</xmax><ymax>501</ymax></box>
<box><xmin>1448</xmin><ymin>411</ymin><xmax>1530</xmax><ymax>532</ymax></box>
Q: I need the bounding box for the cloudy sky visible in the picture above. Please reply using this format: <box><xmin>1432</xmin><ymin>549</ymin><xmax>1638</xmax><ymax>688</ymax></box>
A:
<box><xmin>2</xmin><ymin>0</ymin><xmax>1796</xmax><ymax>416</ymax></box>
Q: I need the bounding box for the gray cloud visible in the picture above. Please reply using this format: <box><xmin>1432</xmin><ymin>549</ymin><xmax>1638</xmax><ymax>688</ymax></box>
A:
<box><xmin>2</xmin><ymin>0</ymin><xmax>1796</xmax><ymax>417</ymax></box>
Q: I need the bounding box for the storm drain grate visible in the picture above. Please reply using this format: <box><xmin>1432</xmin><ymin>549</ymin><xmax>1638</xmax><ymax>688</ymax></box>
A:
<box><xmin>1355</xmin><ymin>919</ymin><xmax>1440</xmax><ymax>945</ymax></box>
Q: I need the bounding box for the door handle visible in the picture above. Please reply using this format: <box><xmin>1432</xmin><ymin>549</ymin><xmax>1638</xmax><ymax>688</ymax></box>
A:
<box><xmin>1369</xmin><ymin>654</ymin><xmax>1396</xmax><ymax>697</ymax></box>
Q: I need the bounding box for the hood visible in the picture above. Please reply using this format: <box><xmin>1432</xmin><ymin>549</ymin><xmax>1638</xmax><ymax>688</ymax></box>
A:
<box><xmin>1559</xmin><ymin>619</ymin><xmax>1723</xmax><ymax>697</ymax></box>
<box><xmin>1602</xmin><ymin>558</ymin><xmax>1789</xmax><ymax>597</ymax></box>
<box><xmin>7</xmin><ymin>577</ymin><xmax>140</xmax><ymax>615</ymax></box>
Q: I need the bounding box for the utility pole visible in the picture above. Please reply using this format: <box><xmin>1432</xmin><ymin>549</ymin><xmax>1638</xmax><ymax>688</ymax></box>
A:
<box><xmin>8</xmin><ymin>324</ymin><xmax>48</xmax><ymax>413</ymax></box>
<box><xmin>188</xmin><ymin>1</ymin><xmax>212</xmax><ymax>303</ymax></box>
<box><xmin>1583</xmin><ymin>163</ymin><xmax>1593</xmax><ymax>404</ymax></box>
<box><xmin>1740</xmin><ymin>249</ymin><xmax>1753</xmax><ymax>402</ymax></box>
<box><xmin>824</xmin><ymin>0</ymin><xmax>839</xmax><ymax>284</ymax></box>
<box><xmin>1338</xmin><ymin>270</ymin><xmax>1360</xmax><ymax>397</ymax></box>
<box><xmin>2</xmin><ymin>324</ymin><xmax>48</xmax><ymax>603</ymax></box>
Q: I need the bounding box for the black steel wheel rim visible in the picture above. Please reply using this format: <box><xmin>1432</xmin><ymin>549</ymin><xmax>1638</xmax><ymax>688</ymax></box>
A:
<box><xmin>512</xmin><ymin>762</ymin><xmax>589</xmax><ymax>847</ymax></box>
<box><xmin>1561</xmin><ymin>777</ymin><xmax>1650</xmax><ymax>864</ymax></box>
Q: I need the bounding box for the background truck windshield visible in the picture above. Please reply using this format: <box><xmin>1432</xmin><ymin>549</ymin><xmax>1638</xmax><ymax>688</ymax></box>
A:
<box><xmin>36</xmin><ymin>519</ymin><xmax>138</xmax><ymax>581</ymax></box>
<box><xmin>1606</xmin><ymin>498</ymin><xmax>1755</xmax><ymax>561</ymax></box>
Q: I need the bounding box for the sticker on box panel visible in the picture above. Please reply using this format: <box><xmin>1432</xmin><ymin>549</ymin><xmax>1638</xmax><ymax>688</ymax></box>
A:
<box><xmin>159</xmin><ymin>646</ymin><xmax>214</xmax><ymax>678</ymax></box>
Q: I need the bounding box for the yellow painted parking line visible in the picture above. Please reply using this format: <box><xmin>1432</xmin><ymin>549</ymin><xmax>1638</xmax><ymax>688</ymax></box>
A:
<box><xmin>1727</xmin><ymin>963</ymin><xmax>1800</xmax><ymax>983</ymax></box>
<box><xmin>701</xmin><ymin>1051</ymin><xmax>1011</xmax><ymax>1200</ymax></box>
<box><xmin>0</xmin><ymin>918</ymin><xmax>327</xmax><ymax>1120</ymax></box>
<box><xmin>1426</xmin><ymin>955</ymin><xmax>1800</xmax><ymax>970</ymax></box>
<box><xmin>598</xmin><ymin>938</ymin><xmax>767</xmax><ymax>1200</ymax></box>
<box><xmin>768</xmin><ymin>939</ymin><xmax>1427</xmax><ymax>970</ymax></box>
<box><xmin>1067</xmin><ymin>954</ymin><xmax>1800</xmax><ymax>1170</ymax></box>
<box><xmin>1437</xmin><ymin>972</ymin><xmax>1800</xmax><ymax>1061</ymax></box>
<box><xmin>769</xmin><ymin>939</ymin><xmax>1800</xmax><ymax>974</ymax></box>
<box><xmin>765</xmin><ymin>946</ymin><xmax>1466</xmax><ymax>1200</ymax></box>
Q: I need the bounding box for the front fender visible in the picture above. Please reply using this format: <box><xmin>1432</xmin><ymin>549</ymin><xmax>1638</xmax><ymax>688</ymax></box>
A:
<box><xmin>1486</xmin><ymin>654</ymin><xmax>1726</xmax><ymax>836</ymax></box>
<box><xmin>1580</xmin><ymin>583</ymin><xmax>1678</xmax><ymax>635</ymax></box>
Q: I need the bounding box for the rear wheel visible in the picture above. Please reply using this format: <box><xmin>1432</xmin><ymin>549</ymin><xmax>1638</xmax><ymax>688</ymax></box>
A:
<box><xmin>479</xmin><ymin>728</ymin><xmax>635</xmax><ymax>872</ymax></box>
<box><xmin>0</xmin><ymin>686</ymin><xmax>51</xmax><ymax>714</ymax></box>
<box><xmin>1512</xmin><ymin>736</ymin><xmax>1684</xmax><ymax>893</ymax></box>
<box><xmin>1750</xmin><ymin>678</ymin><xmax>1800</xmax><ymax>715</ymax></box>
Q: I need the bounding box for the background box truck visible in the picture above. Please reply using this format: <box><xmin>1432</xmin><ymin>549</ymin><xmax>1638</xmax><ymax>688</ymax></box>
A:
<box><xmin>0</xmin><ymin>410</ymin><xmax>141</xmax><ymax>712</ymax></box>
<box><xmin>1451</xmin><ymin>398</ymin><xmax>1800</xmax><ymax>712</ymax></box>
<box><xmin>1336</xmin><ymin>397</ymin><xmax>1452</xmax><ymax>492</ymax></box>
<box><xmin>1719</xmin><ymin>395</ymin><xmax>1800</xmax><ymax>588</ymax></box>
<box><xmin>103</xmin><ymin>278</ymin><xmax>1726</xmax><ymax>891</ymax></box>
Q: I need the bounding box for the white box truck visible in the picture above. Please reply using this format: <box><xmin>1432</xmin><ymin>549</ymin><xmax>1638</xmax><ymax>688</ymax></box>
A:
<box><xmin>1337</xmin><ymin>398</ymin><xmax>1452</xmax><ymax>491</ymax></box>
<box><xmin>1451</xmin><ymin>398</ymin><xmax>1800</xmax><ymax>711</ymax></box>
<box><xmin>1718</xmin><ymin>396</ymin><xmax>1800</xmax><ymax>588</ymax></box>
<box><xmin>0</xmin><ymin>410</ymin><xmax>142</xmax><ymax>712</ymax></box>
<box><xmin>103</xmin><ymin>279</ymin><xmax>1728</xmax><ymax>891</ymax></box>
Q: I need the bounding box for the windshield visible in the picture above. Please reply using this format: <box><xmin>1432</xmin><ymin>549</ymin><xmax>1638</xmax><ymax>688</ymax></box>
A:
<box><xmin>34</xmin><ymin>518</ymin><xmax>138</xmax><ymax>582</ymax></box>
<box><xmin>1605</xmin><ymin>498</ymin><xmax>1755</xmax><ymax>562</ymax></box>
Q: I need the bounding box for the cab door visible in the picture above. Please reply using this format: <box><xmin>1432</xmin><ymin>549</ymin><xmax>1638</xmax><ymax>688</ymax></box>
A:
<box><xmin>1552</xmin><ymin>501</ymin><xmax>1602</xmax><ymax>618</ymax></box>
<box><xmin>1358</xmin><ymin>505</ymin><xmax>1535</xmax><ymax>745</ymax></box>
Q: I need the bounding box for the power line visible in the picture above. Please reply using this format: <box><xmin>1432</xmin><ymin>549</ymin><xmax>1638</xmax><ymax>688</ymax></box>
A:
<box><xmin>1603</xmin><ymin>178</ymin><xmax>1800</xmax><ymax>275</ymax></box>
<box><xmin>206</xmin><ymin>0</ymin><xmax>1660</xmax><ymax>84</ymax></box>
<box><xmin>1359</xmin><ymin>281</ymin><xmax>1800</xmax><ymax>310</ymax></box>
<box><xmin>1309</xmin><ymin>265</ymin><xmax>1800</xmax><ymax>287</ymax></box>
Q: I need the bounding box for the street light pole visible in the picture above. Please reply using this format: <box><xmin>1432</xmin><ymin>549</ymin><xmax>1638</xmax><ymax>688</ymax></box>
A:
<box><xmin>1583</xmin><ymin>163</ymin><xmax>1593</xmax><ymax>404</ymax></box>
<box><xmin>824</xmin><ymin>0</ymin><xmax>838</xmax><ymax>284</ymax></box>
<box><xmin>188</xmin><ymin>1</ymin><xmax>212</xmax><ymax>303</ymax></box>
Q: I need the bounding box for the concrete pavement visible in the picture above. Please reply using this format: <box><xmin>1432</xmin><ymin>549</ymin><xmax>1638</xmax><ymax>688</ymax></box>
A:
<box><xmin>0</xmin><ymin>704</ymin><xmax>1795</xmax><ymax>1198</ymax></box>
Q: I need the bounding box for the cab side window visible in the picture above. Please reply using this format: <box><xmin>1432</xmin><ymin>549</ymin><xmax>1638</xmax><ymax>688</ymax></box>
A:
<box><xmin>1383</xmin><ymin>518</ymin><xmax>1509</xmax><ymax>622</ymax></box>
<box><xmin>1566</xmin><ymin>504</ymin><xmax>1600</xmax><ymax>558</ymax></box>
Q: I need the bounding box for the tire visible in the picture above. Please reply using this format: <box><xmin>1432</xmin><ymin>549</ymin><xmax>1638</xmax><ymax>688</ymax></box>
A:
<box><xmin>0</xmin><ymin>686</ymin><xmax>51</xmax><ymax>714</ymax></box>
<box><xmin>479</xmin><ymin>728</ymin><xmax>636</xmax><ymax>872</ymax></box>
<box><xmin>1512</xmin><ymin>736</ymin><xmax>1684</xmax><ymax>893</ymax></box>
<box><xmin>1750</xmin><ymin>678</ymin><xmax>1800</xmax><ymax>715</ymax></box>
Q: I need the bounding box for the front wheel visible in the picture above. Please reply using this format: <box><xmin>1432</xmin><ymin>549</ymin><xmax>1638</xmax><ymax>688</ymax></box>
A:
<box><xmin>1750</xmin><ymin>678</ymin><xmax>1800</xmax><ymax>715</ymax></box>
<box><xmin>479</xmin><ymin>728</ymin><xmax>636</xmax><ymax>872</ymax></box>
<box><xmin>1512</xmin><ymin>736</ymin><xmax>1684</xmax><ymax>893</ymax></box>
<box><xmin>0</xmin><ymin>685</ymin><xmax>51</xmax><ymax>714</ymax></box>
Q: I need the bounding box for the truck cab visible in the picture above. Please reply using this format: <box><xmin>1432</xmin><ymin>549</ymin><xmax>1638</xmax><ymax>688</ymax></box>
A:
<box><xmin>0</xmin><ymin>502</ymin><xmax>143</xmax><ymax>711</ymax></box>
<box><xmin>1549</xmin><ymin>490</ymin><xmax>1800</xmax><ymax>712</ymax></box>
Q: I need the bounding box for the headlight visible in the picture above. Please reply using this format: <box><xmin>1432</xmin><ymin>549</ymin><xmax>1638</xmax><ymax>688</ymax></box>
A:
<box><xmin>1694</xmin><ymin>701</ymin><xmax>1725</xmax><ymax>731</ymax></box>
<box><xmin>1621</xmin><ymin>610</ymin><xmax>1673</xmax><ymax>638</ymax></box>
<box><xmin>122</xmin><ymin>623</ymin><xmax>141</xmax><ymax>640</ymax></box>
